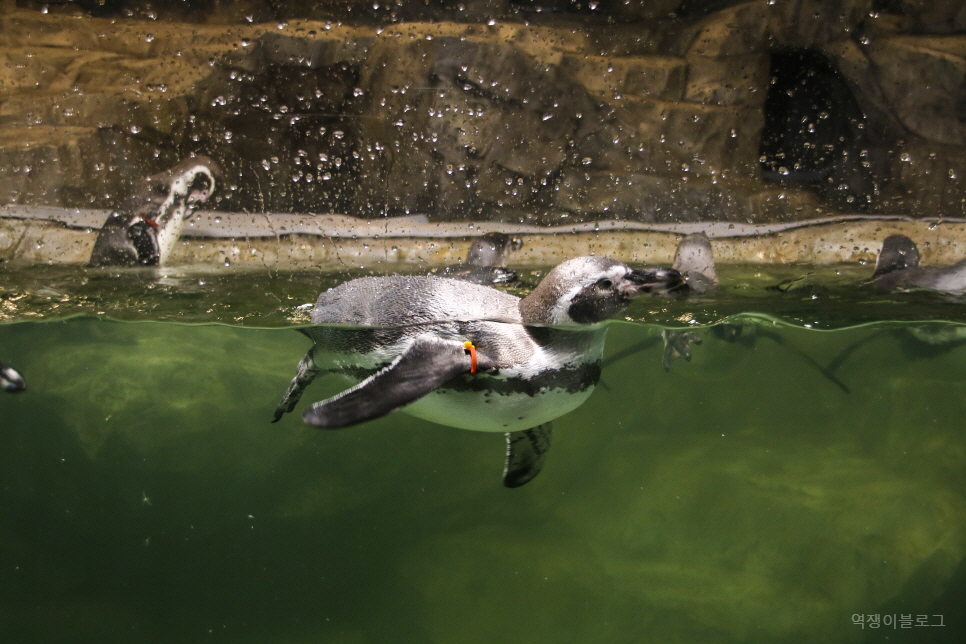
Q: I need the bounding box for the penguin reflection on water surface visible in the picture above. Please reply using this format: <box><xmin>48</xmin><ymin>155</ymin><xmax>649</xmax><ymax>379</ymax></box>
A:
<box><xmin>603</xmin><ymin>233</ymin><xmax>716</xmax><ymax>372</ymax></box>
<box><xmin>89</xmin><ymin>156</ymin><xmax>220</xmax><ymax>267</ymax></box>
<box><xmin>273</xmin><ymin>256</ymin><xmax>685</xmax><ymax>487</ymax></box>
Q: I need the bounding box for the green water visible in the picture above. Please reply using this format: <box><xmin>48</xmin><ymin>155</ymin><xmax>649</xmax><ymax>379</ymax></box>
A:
<box><xmin>1</xmin><ymin>266</ymin><xmax>965</xmax><ymax>643</ymax></box>
<box><xmin>5</xmin><ymin>262</ymin><xmax>966</xmax><ymax>328</ymax></box>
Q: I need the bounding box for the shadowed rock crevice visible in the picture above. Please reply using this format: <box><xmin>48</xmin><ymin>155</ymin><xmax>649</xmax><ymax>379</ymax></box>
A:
<box><xmin>759</xmin><ymin>48</ymin><xmax>880</xmax><ymax>212</ymax></box>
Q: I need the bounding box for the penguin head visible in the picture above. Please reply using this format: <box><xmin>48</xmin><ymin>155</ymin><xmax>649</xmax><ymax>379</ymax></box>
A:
<box><xmin>466</xmin><ymin>233</ymin><xmax>523</xmax><ymax>268</ymax></box>
<box><xmin>120</xmin><ymin>156</ymin><xmax>218</xmax><ymax>226</ymax></box>
<box><xmin>1</xmin><ymin>361</ymin><xmax>26</xmax><ymax>393</ymax></box>
<box><xmin>121</xmin><ymin>156</ymin><xmax>220</xmax><ymax>265</ymax></box>
<box><xmin>872</xmin><ymin>234</ymin><xmax>920</xmax><ymax>279</ymax></box>
<box><xmin>522</xmin><ymin>256</ymin><xmax>685</xmax><ymax>325</ymax></box>
<box><xmin>145</xmin><ymin>155</ymin><xmax>220</xmax><ymax>228</ymax></box>
<box><xmin>673</xmin><ymin>232</ymin><xmax>717</xmax><ymax>286</ymax></box>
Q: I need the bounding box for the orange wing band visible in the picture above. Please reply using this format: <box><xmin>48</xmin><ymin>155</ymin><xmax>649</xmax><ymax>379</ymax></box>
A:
<box><xmin>463</xmin><ymin>341</ymin><xmax>478</xmax><ymax>374</ymax></box>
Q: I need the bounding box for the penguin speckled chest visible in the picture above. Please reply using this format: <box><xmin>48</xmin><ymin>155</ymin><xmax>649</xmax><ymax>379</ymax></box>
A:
<box><xmin>273</xmin><ymin>256</ymin><xmax>684</xmax><ymax>487</ymax></box>
<box><xmin>89</xmin><ymin>156</ymin><xmax>220</xmax><ymax>267</ymax></box>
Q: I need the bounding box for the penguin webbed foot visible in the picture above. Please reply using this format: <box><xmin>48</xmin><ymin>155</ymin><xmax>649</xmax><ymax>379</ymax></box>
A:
<box><xmin>504</xmin><ymin>424</ymin><xmax>552</xmax><ymax>488</ymax></box>
<box><xmin>272</xmin><ymin>349</ymin><xmax>321</xmax><ymax>423</ymax></box>
<box><xmin>302</xmin><ymin>336</ymin><xmax>492</xmax><ymax>429</ymax></box>
<box><xmin>662</xmin><ymin>329</ymin><xmax>703</xmax><ymax>371</ymax></box>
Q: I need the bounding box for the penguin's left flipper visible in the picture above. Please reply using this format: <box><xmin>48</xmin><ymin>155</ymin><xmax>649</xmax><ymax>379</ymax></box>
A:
<box><xmin>504</xmin><ymin>424</ymin><xmax>552</xmax><ymax>488</ymax></box>
<box><xmin>303</xmin><ymin>336</ymin><xmax>493</xmax><ymax>429</ymax></box>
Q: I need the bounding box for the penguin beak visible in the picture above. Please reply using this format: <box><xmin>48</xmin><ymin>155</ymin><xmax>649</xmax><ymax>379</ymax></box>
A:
<box><xmin>624</xmin><ymin>267</ymin><xmax>687</xmax><ymax>295</ymax></box>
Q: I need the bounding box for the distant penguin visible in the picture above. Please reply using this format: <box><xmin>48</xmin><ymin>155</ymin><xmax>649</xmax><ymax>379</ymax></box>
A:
<box><xmin>869</xmin><ymin>234</ymin><xmax>966</xmax><ymax>295</ymax></box>
<box><xmin>273</xmin><ymin>256</ymin><xmax>685</xmax><ymax>487</ymax></box>
<box><xmin>825</xmin><ymin>235</ymin><xmax>966</xmax><ymax>371</ymax></box>
<box><xmin>439</xmin><ymin>233</ymin><xmax>523</xmax><ymax>285</ymax></box>
<box><xmin>1</xmin><ymin>361</ymin><xmax>25</xmax><ymax>393</ymax></box>
<box><xmin>600</xmin><ymin>234</ymin><xmax>715</xmax><ymax>372</ymax></box>
<box><xmin>663</xmin><ymin>232</ymin><xmax>718</xmax><ymax>369</ymax></box>
<box><xmin>672</xmin><ymin>232</ymin><xmax>718</xmax><ymax>295</ymax></box>
<box><xmin>605</xmin><ymin>233</ymin><xmax>849</xmax><ymax>393</ymax></box>
<box><xmin>89</xmin><ymin>156</ymin><xmax>220</xmax><ymax>267</ymax></box>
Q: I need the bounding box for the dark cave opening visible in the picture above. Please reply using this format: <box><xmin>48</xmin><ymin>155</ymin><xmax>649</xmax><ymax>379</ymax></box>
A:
<box><xmin>759</xmin><ymin>48</ymin><xmax>878</xmax><ymax>211</ymax></box>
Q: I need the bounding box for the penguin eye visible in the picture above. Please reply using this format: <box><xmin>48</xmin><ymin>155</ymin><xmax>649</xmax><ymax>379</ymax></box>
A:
<box><xmin>599</xmin><ymin>278</ymin><xmax>613</xmax><ymax>289</ymax></box>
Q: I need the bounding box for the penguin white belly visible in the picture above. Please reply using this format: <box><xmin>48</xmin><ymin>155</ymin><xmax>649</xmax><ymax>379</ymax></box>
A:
<box><xmin>403</xmin><ymin>382</ymin><xmax>596</xmax><ymax>432</ymax></box>
<box><xmin>317</xmin><ymin>333</ymin><xmax>605</xmax><ymax>433</ymax></box>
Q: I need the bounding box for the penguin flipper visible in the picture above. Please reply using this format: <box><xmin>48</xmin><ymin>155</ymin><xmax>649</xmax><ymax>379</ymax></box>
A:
<box><xmin>89</xmin><ymin>214</ymin><xmax>159</xmax><ymax>266</ymax></box>
<box><xmin>824</xmin><ymin>330</ymin><xmax>886</xmax><ymax>374</ymax></box>
<box><xmin>302</xmin><ymin>336</ymin><xmax>484</xmax><ymax>429</ymax></box>
<box><xmin>503</xmin><ymin>423</ymin><xmax>552</xmax><ymax>488</ymax></box>
<box><xmin>756</xmin><ymin>329</ymin><xmax>851</xmax><ymax>394</ymax></box>
<box><xmin>273</xmin><ymin>348</ymin><xmax>321</xmax><ymax>422</ymax></box>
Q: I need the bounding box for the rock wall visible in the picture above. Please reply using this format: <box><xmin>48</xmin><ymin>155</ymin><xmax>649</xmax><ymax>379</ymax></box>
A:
<box><xmin>1</xmin><ymin>1</ymin><xmax>966</xmax><ymax>222</ymax></box>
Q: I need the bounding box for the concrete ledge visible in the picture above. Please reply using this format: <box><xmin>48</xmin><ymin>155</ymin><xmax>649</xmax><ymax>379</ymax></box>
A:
<box><xmin>4</xmin><ymin>206</ymin><xmax>966</xmax><ymax>269</ymax></box>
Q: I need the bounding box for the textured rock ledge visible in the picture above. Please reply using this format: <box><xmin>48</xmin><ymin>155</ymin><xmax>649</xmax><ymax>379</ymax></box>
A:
<box><xmin>4</xmin><ymin>207</ymin><xmax>966</xmax><ymax>270</ymax></box>
<box><xmin>3</xmin><ymin>5</ymin><xmax>966</xmax><ymax>222</ymax></box>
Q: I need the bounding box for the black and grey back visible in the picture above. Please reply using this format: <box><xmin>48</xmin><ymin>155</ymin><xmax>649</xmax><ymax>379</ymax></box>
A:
<box><xmin>309</xmin><ymin>275</ymin><xmax>533</xmax><ymax>367</ymax></box>
<box><xmin>870</xmin><ymin>234</ymin><xmax>966</xmax><ymax>295</ymax></box>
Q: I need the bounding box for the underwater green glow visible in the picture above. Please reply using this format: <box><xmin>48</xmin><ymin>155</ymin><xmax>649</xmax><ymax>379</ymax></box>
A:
<box><xmin>1</xmin><ymin>266</ymin><xmax>965</xmax><ymax>643</ymax></box>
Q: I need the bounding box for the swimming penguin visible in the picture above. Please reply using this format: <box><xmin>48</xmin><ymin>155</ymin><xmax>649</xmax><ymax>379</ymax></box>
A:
<box><xmin>661</xmin><ymin>233</ymin><xmax>718</xmax><ymax>369</ymax></box>
<box><xmin>823</xmin><ymin>235</ymin><xmax>966</xmax><ymax>370</ymax></box>
<box><xmin>869</xmin><ymin>234</ymin><xmax>966</xmax><ymax>294</ymax></box>
<box><xmin>89</xmin><ymin>156</ymin><xmax>220</xmax><ymax>267</ymax></box>
<box><xmin>1</xmin><ymin>361</ymin><xmax>25</xmax><ymax>393</ymax></box>
<box><xmin>598</xmin><ymin>233</ymin><xmax>715</xmax><ymax>373</ymax></box>
<box><xmin>672</xmin><ymin>232</ymin><xmax>718</xmax><ymax>295</ymax></box>
<box><xmin>438</xmin><ymin>233</ymin><xmax>523</xmax><ymax>285</ymax></box>
<box><xmin>273</xmin><ymin>256</ymin><xmax>685</xmax><ymax>487</ymax></box>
